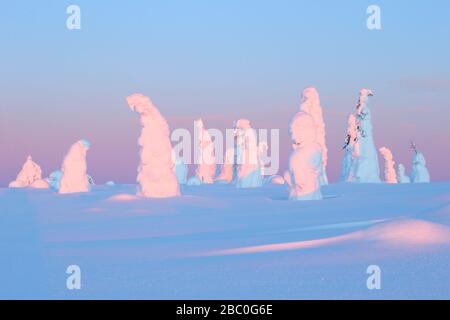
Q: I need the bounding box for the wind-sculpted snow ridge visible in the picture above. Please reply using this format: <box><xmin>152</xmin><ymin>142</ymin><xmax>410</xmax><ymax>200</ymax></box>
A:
<box><xmin>126</xmin><ymin>93</ymin><xmax>180</xmax><ymax>198</ymax></box>
<box><xmin>59</xmin><ymin>139</ymin><xmax>91</xmax><ymax>194</ymax></box>
<box><xmin>379</xmin><ymin>147</ymin><xmax>398</xmax><ymax>184</ymax></box>
<box><xmin>234</xmin><ymin>119</ymin><xmax>263</xmax><ymax>188</ymax></box>
<box><xmin>350</xmin><ymin>89</ymin><xmax>381</xmax><ymax>183</ymax></box>
<box><xmin>285</xmin><ymin>111</ymin><xmax>322</xmax><ymax>200</ymax></box>
<box><xmin>8</xmin><ymin>156</ymin><xmax>49</xmax><ymax>189</ymax></box>
<box><xmin>299</xmin><ymin>87</ymin><xmax>328</xmax><ymax>185</ymax></box>
<box><xmin>206</xmin><ymin>219</ymin><xmax>450</xmax><ymax>256</ymax></box>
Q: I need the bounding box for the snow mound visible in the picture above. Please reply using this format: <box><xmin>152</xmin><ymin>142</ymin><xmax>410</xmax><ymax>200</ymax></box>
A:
<box><xmin>365</xmin><ymin>219</ymin><xmax>450</xmax><ymax>247</ymax></box>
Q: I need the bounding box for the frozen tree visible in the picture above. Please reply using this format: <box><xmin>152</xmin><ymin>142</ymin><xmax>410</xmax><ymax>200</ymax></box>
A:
<box><xmin>285</xmin><ymin>111</ymin><xmax>323</xmax><ymax>200</ymax></box>
<box><xmin>379</xmin><ymin>147</ymin><xmax>398</xmax><ymax>184</ymax></box>
<box><xmin>171</xmin><ymin>149</ymin><xmax>188</xmax><ymax>185</ymax></box>
<box><xmin>352</xmin><ymin>89</ymin><xmax>381</xmax><ymax>183</ymax></box>
<box><xmin>299</xmin><ymin>87</ymin><xmax>328</xmax><ymax>185</ymax></box>
<box><xmin>193</xmin><ymin>119</ymin><xmax>216</xmax><ymax>184</ymax></box>
<box><xmin>9</xmin><ymin>156</ymin><xmax>49</xmax><ymax>189</ymax></box>
<box><xmin>47</xmin><ymin>170</ymin><xmax>63</xmax><ymax>191</ymax></box>
<box><xmin>173</xmin><ymin>157</ymin><xmax>188</xmax><ymax>185</ymax></box>
<box><xmin>410</xmin><ymin>142</ymin><xmax>430</xmax><ymax>183</ymax></box>
<box><xmin>234</xmin><ymin>119</ymin><xmax>263</xmax><ymax>188</ymax></box>
<box><xmin>215</xmin><ymin>147</ymin><xmax>235</xmax><ymax>183</ymax></box>
<box><xmin>126</xmin><ymin>93</ymin><xmax>180</xmax><ymax>198</ymax></box>
<box><xmin>340</xmin><ymin>114</ymin><xmax>358</xmax><ymax>182</ymax></box>
<box><xmin>258</xmin><ymin>141</ymin><xmax>268</xmax><ymax>177</ymax></box>
<box><xmin>59</xmin><ymin>139</ymin><xmax>91</xmax><ymax>194</ymax></box>
<box><xmin>397</xmin><ymin>164</ymin><xmax>411</xmax><ymax>184</ymax></box>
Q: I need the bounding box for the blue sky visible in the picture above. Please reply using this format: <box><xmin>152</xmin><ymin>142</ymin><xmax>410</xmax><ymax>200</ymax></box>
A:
<box><xmin>1</xmin><ymin>0</ymin><xmax>449</xmax><ymax>184</ymax></box>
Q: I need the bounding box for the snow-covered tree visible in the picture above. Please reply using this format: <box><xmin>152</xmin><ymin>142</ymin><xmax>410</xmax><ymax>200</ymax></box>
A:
<box><xmin>172</xmin><ymin>152</ymin><xmax>188</xmax><ymax>185</ymax></box>
<box><xmin>351</xmin><ymin>89</ymin><xmax>381</xmax><ymax>183</ymax></box>
<box><xmin>410</xmin><ymin>142</ymin><xmax>430</xmax><ymax>183</ymax></box>
<box><xmin>9</xmin><ymin>156</ymin><xmax>49</xmax><ymax>189</ymax></box>
<box><xmin>285</xmin><ymin>111</ymin><xmax>323</xmax><ymax>200</ymax></box>
<box><xmin>299</xmin><ymin>87</ymin><xmax>328</xmax><ymax>185</ymax></box>
<box><xmin>234</xmin><ymin>119</ymin><xmax>263</xmax><ymax>188</ymax></box>
<box><xmin>59</xmin><ymin>139</ymin><xmax>91</xmax><ymax>194</ymax></box>
<box><xmin>340</xmin><ymin>114</ymin><xmax>358</xmax><ymax>182</ymax></box>
<box><xmin>215</xmin><ymin>147</ymin><xmax>235</xmax><ymax>183</ymax></box>
<box><xmin>126</xmin><ymin>93</ymin><xmax>180</xmax><ymax>197</ymax></box>
<box><xmin>379</xmin><ymin>147</ymin><xmax>398</xmax><ymax>184</ymax></box>
<box><xmin>193</xmin><ymin>118</ymin><xmax>216</xmax><ymax>184</ymax></box>
<box><xmin>397</xmin><ymin>164</ymin><xmax>411</xmax><ymax>183</ymax></box>
<box><xmin>47</xmin><ymin>170</ymin><xmax>63</xmax><ymax>190</ymax></box>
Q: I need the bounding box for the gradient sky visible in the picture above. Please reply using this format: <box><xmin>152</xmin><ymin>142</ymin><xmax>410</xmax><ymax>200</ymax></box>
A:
<box><xmin>1</xmin><ymin>0</ymin><xmax>449</xmax><ymax>186</ymax></box>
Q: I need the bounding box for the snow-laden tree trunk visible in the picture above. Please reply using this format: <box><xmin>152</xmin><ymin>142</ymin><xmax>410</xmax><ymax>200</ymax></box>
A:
<box><xmin>215</xmin><ymin>148</ymin><xmax>235</xmax><ymax>183</ymax></box>
<box><xmin>397</xmin><ymin>164</ymin><xmax>411</xmax><ymax>183</ymax></box>
<box><xmin>193</xmin><ymin>119</ymin><xmax>216</xmax><ymax>184</ymax></box>
<box><xmin>285</xmin><ymin>111</ymin><xmax>323</xmax><ymax>201</ymax></box>
<box><xmin>341</xmin><ymin>114</ymin><xmax>358</xmax><ymax>182</ymax></box>
<box><xmin>59</xmin><ymin>140</ymin><xmax>91</xmax><ymax>194</ymax></box>
<box><xmin>234</xmin><ymin>119</ymin><xmax>263</xmax><ymax>188</ymax></box>
<box><xmin>410</xmin><ymin>146</ymin><xmax>430</xmax><ymax>183</ymax></box>
<box><xmin>126</xmin><ymin>93</ymin><xmax>180</xmax><ymax>198</ymax></box>
<box><xmin>299</xmin><ymin>87</ymin><xmax>328</xmax><ymax>185</ymax></box>
<box><xmin>351</xmin><ymin>89</ymin><xmax>381</xmax><ymax>183</ymax></box>
<box><xmin>379</xmin><ymin>147</ymin><xmax>398</xmax><ymax>184</ymax></box>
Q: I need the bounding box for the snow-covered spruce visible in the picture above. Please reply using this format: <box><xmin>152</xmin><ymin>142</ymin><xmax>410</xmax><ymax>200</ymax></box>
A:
<box><xmin>126</xmin><ymin>93</ymin><xmax>180</xmax><ymax>198</ymax></box>
<box><xmin>351</xmin><ymin>89</ymin><xmax>381</xmax><ymax>183</ymax></box>
<box><xmin>8</xmin><ymin>156</ymin><xmax>49</xmax><ymax>189</ymax></box>
<box><xmin>379</xmin><ymin>147</ymin><xmax>398</xmax><ymax>184</ymax></box>
<box><xmin>46</xmin><ymin>170</ymin><xmax>62</xmax><ymax>191</ymax></box>
<box><xmin>299</xmin><ymin>87</ymin><xmax>328</xmax><ymax>185</ymax></box>
<box><xmin>59</xmin><ymin>139</ymin><xmax>91</xmax><ymax>194</ymax></box>
<box><xmin>285</xmin><ymin>111</ymin><xmax>323</xmax><ymax>200</ymax></box>
<box><xmin>215</xmin><ymin>147</ymin><xmax>235</xmax><ymax>184</ymax></box>
<box><xmin>341</xmin><ymin>114</ymin><xmax>358</xmax><ymax>182</ymax></box>
<box><xmin>173</xmin><ymin>155</ymin><xmax>188</xmax><ymax>185</ymax></box>
<box><xmin>397</xmin><ymin>164</ymin><xmax>411</xmax><ymax>184</ymax></box>
<box><xmin>234</xmin><ymin>119</ymin><xmax>263</xmax><ymax>188</ymax></box>
<box><xmin>410</xmin><ymin>143</ymin><xmax>430</xmax><ymax>183</ymax></box>
<box><xmin>191</xmin><ymin>119</ymin><xmax>216</xmax><ymax>184</ymax></box>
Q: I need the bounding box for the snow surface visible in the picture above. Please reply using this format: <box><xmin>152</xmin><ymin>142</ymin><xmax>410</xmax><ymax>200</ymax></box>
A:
<box><xmin>1</xmin><ymin>182</ymin><xmax>449</xmax><ymax>299</ymax></box>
